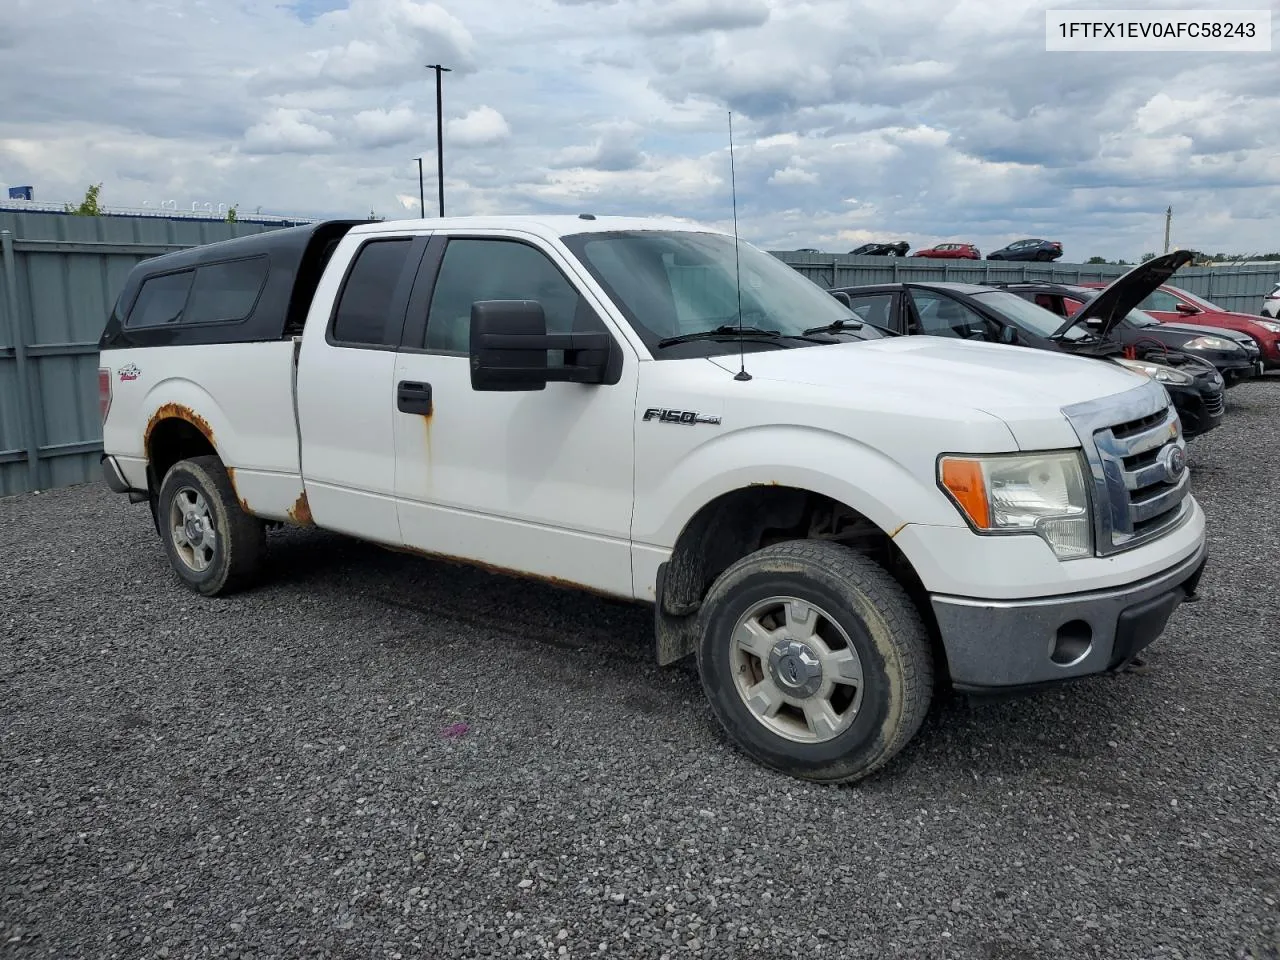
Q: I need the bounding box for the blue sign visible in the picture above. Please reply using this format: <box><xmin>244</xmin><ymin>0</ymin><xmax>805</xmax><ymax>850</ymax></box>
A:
<box><xmin>8</xmin><ymin>186</ymin><xmax>34</xmax><ymax>201</ymax></box>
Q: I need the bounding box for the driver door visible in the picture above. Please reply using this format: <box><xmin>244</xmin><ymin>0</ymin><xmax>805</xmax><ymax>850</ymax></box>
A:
<box><xmin>391</xmin><ymin>232</ymin><xmax>639</xmax><ymax>597</ymax></box>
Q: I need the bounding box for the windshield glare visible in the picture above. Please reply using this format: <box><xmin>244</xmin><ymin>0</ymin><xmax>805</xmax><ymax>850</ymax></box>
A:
<box><xmin>560</xmin><ymin>230</ymin><xmax>881</xmax><ymax>355</ymax></box>
<box><xmin>969</xmin><ymin>290</ymin><xmax>1066</xmax><ymax>337</ymax></box>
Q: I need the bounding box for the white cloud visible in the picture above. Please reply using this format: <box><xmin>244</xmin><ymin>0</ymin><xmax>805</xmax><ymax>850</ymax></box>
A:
<box><xmin>769</xmin><ymin>165</ymin><xmax>818</xmax><ymax>186</ymax></box>
<box><xmin>446</xmin><ymin>106</ymin><xmax>511</xmax><ymax>147</ymax></box>
<box><xmin>632</xmin><ymin>0</ymin><xmax>770</xmax><ymax>36</ymax></box>
<box><xmin>351</xmin><ymin>105</ymin><xmax>423</xmax><ymax>148</ymax></box>
<box><xmin>243</xmin><ymin>109</ymin><xmax>337</xmax><ymax>154</ymax></box>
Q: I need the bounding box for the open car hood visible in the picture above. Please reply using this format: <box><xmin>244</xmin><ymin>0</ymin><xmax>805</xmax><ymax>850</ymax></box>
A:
<box><xmin>1054</xmin><ymin>249</ymin><xmax>1195</xmax><ymax>338</ymax></box>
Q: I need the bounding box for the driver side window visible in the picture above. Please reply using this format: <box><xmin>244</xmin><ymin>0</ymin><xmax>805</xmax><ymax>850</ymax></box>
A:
<box><xmin>424</xmin><ymin>238</ymin><xmax>602</xmax><ymax>360</ymax></box>
<box><xmin>908</xmin><ymin>290</ymin><xmax>995</xmax><ymax>340</ymax></box>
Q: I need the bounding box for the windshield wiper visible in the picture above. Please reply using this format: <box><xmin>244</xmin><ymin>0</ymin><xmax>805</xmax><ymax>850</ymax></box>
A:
<box><xmin>802</xmin><ymin>317</ymin><xmax>862</xmax><ymax>335</ymax></box>
<box><xmin>657</xmin><ymin>325</ymin><xmax>785</xmax><ymax>348</ymax></box>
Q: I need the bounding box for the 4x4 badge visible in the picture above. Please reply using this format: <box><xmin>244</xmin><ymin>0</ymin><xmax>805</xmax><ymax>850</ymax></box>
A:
<box><xmin>642</xmin><ymin>407</ymin><xmax>721</xmax><ymax>426</ymax></box>
<box><xmin>118</xmin><ymin>363</ymin><xmax>141</xmax><ymax>382</ymax></box>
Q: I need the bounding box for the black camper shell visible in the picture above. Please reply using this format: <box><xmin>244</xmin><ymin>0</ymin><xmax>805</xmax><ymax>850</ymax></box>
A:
<box><xmin>99</xmin><ymin>220</ymin><xmax>364</xmax><ymax>351</ymax></box>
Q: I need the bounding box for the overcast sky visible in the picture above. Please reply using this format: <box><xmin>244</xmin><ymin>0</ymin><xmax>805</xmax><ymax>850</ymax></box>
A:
<box><xmin>0</xmin><ymin>0</ymin><xmax>1276</xmax><ymax>259</ymax></box>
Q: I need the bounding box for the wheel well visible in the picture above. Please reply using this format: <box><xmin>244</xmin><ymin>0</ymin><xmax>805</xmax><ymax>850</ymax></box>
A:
<box><xmin>146</xmin><ymin>418</ymin><xmax>218</xmax><ymax>491</ymax></box>
<box><xmin>654</xmin><ymin>485</ymin><xmax>947</xmax><ymax>678</ymax></box>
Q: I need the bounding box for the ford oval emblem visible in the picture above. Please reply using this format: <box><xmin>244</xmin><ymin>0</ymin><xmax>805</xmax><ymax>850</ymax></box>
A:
<box><xmin>1158</xmin><ymin>444</ymin><xmax>1187</xmax><ymax>483</ymax></box>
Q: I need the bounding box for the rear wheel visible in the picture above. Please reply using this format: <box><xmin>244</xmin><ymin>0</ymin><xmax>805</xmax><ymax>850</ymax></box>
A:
<box><xmin>695</xmin><ymin>539</ymin><xmax>934</xmax><ymax>784</ymax></box>
<box><xmin>157</xmin><ymin>455</ymin><xmax>266</xmax><ymax>596</ymax></box>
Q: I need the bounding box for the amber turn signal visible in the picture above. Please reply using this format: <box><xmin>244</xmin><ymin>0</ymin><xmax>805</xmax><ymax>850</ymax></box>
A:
<box><xmin>939</xmin><ymin>457</ymin><xmax>991</xmax><ymax>529</ymax></box>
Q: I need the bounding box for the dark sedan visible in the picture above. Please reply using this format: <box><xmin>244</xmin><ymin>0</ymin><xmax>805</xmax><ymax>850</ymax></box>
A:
<box><xmin>848</xmin><ymin>241</ymin><xmax>910</xmax><ymax>256</ymax></box>
<box><xmin>828</xmin><ymin>279</ymin><xmax>1225</xmax><ymax>438</ymax></box>
<box><xmin>986</xmin><ymin>238</ymin><xmax>1063</xmax><ymax>261</ymax></box>
<box><xmin>993</xmin><ymin>281</ymin><xmax>1262</xmax><ymax>386</ymax></box>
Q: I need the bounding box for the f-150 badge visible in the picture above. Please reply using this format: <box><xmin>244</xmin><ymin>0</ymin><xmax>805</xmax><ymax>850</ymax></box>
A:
<box><xmin>642</xmin><ymin>407</ymin><xmax>721</xmax><ymax>426</ymax></box>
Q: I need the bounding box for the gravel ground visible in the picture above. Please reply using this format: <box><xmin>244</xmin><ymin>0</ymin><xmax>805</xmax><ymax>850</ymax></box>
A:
<box><xmin>2</xmin><ymin>379</ymin><xmax>1278</xmax><ymax>960</ymax></box>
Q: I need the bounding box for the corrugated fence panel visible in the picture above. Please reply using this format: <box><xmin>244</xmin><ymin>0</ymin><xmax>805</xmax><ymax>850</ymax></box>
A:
<box><xmin>0</xmin><ymin>211</ymin><xmax>287</xmax><ymax>497</ymax></box>
<box><xmin>771</xmin><ymin>252</ymin><xmax>1280</xmax><ymax>313</ymax></box>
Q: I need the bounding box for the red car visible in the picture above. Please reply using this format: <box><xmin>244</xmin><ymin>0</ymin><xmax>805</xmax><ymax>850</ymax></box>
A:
<box><xmin>1081</xmin><ymin>282</ymin><xmax>1280</xmax><ymax>370</ymax></box>
<box><xmin>911</xmin><ymin>242</ymin><xmax>981</xmax><ymax>260</ymax></box>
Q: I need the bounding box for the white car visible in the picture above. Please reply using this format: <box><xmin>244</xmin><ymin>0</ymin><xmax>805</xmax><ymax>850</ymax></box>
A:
<box><xmin>1262</xmin><ymin>281</ymin><xmax>1280</xmax><ymax>319</ymax></box>
<box><xmin>95</xmin><ymin>215</ymin><xmax>1207</xmax><ymax>784</ymax></box>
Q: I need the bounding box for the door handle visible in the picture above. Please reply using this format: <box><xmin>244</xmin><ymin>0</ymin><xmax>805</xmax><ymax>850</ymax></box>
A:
<box><xmin>397</xmin><ymin>380</ymin><xmax>433</xmax><ymax>416</ymax></box>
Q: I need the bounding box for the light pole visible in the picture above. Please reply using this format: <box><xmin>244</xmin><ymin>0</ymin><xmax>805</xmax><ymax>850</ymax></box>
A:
<box><xmin>425</xmin><ymin>63</ymin><xmax>452</xmax><ymax>217</ymax></box>
<box><xmin>414</xmin><ymin>157</ymin><xmax>425</xmax><ymax>216</ymax></box>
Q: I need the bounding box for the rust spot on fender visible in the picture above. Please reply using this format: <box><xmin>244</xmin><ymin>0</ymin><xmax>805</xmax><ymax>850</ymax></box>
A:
<box><xmin>287</xmin><ymin>490</ymin><xmax>314</xmax><ymax>526</ymax></box>
<box><xmin>225</xmin><ymin>466</ymin><xmax>253</xmax><ymax>513</ymax></box>
<box><xmin>889</xmin><ymin>523</ymin><xmax>906</xmax><ymax>539</ymax></box>
<box><xmin>144</xmin><ymin>402</ymin><xmax>215</xmax><ymax>449</ymax></box>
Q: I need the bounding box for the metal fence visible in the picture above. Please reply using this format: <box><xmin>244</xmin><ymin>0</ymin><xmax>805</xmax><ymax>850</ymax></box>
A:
<box><xmin>769</xmin><ymin>252</ymin><xmax>1280</xmax><ymax>315</ymax></box>
<box><xmin>2</xmin><ymin>210</ymin><xmax>1278</xmax><ymax>499</ymax></box>
<box><xmin>0</xmin><ymin>212</ymin><xmax>284</xmax><ymax>498</ymax></box>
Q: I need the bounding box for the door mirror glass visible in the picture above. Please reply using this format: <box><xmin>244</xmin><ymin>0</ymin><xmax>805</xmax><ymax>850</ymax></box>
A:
<box><xmin>999</xmin><ymin>325</ymin><xmax>1017</xmax><ymax>344</ymax></box>
<box><xmin>831</xmin><ymin>291</ymin><xmax>851</xmax><ymax>307</ymax></box>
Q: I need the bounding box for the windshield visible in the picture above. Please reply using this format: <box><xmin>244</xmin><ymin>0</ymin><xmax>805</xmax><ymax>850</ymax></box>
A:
<box><xmin>969</xmin><ymin>290</ymin><xmax>1068</xmax><ymax>338</ymax></box>
<box><xmin>560</xmin><ymin>229</ymin><xmax>883</xmax><ymax>357</ymax></box>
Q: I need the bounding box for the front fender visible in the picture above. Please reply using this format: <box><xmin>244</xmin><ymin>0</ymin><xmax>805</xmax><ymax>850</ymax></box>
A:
<box><xmin>629</xmin><ymin>424</ymin><xmax>976</xmax><ymax>602</ymax></box>
<box><xmin>634</xmin><ymin>424</ymin><xmax>968</xmax><ymax>549</ymax></box>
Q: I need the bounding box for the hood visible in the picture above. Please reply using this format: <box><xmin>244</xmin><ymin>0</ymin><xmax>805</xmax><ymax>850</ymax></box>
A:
<box><xmin>1152</xmin><ymin>321</ymin><xmax>1252</xmax><ymax>344</ymax></box>
<box><xmin>706</xmin><ymin>336</ymin><xmax>1153</xmax><ymax>448</ymax></box>
<box><xmin>1058</xmin><ymin>249</ymin><xmax>1195</xmax><ymax>338</ymax></box>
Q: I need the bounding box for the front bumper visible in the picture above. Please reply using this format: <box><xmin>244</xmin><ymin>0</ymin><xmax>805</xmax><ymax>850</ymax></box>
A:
<box><xmin>1165</xmin><ymin>381</ymin><xmax>1224</xmax><ymax>438</ymax></box>
<box><xmin>931</xmin><ymin>539</ymin><xmax>1207</xmax><ymax>693</ymax></box>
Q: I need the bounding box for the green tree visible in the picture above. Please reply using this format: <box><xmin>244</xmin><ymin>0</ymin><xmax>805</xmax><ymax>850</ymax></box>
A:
<box><xmin>1086</xmin><ymin>256</ymin><xmax>1108</xmax><ymax>264</ymax></box>
<box><xmin>225</xmin><ymin>204</ymin><xmax>238</xmax><ymax>223</ymax></box>
<box><xmin>64</xmin><ymin>183</ymin><xmax>104</xmax><ymax>216</ymax></box>
<box><xmin>1139</xmin><ymin>252</ymin><xmax>1156</xmax><ymax>263</ymax></box>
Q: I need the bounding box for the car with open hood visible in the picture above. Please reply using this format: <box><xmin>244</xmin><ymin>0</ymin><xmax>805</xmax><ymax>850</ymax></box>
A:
<box><xmin>829</xmin><ymin>259</ymin><xmax>1226</xmax><ymax>438</ymax></box>
<box><xmin>988</xmin><ymin>254</ymin><xmax>1262</xmax><ymax>386</ymax></box>
<box><xmin>848</xmin><ymin>241</ymin><xmax>910</xmax><ymax>257</ymax></box>
<box><xmin>1080</xmin><ymin>277</ymin><xmax>1280</xmax><ymax>370</ymax></box>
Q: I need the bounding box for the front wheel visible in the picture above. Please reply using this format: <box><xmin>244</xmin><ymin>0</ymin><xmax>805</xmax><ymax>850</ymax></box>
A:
<box><xmin>695</xmin><ymin>539</ymin><xmax>935</xmax><ymax>784</ymax></box>
<box><xmin>157</xmin><ymin>455</ymin><xmax>266</xmax><ymax>596</ymax></box>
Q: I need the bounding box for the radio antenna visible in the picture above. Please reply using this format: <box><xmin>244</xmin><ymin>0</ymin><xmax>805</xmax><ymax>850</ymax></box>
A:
<box><xmin>729</xmin><ymin>110</ymin><xmax>751</xmax><ymax>382</ymax></box>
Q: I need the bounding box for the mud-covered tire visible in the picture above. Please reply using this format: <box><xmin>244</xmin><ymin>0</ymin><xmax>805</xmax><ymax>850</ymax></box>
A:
<box><xmin>695</xmin><ymin>539</ymin><xmax>934</xmax><ymax>784</ymax></box>
<box><xmin>156</xmin><ymin>455</ymin><xmax>266</xmax><ymax>597</ymax></box>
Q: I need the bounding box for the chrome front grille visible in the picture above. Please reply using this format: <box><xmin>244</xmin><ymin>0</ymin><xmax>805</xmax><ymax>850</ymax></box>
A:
<box><xmin>1062</xmin><ymin>379</ymin><xmax>1192</xmax><ymax>556</ymax></box>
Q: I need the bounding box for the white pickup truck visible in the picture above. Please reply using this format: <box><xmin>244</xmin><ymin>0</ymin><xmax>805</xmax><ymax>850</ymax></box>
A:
<box><xmin>97</xmin><ymin>215</ymin><xmax>1208</xmax><ymax>783</ymax></box>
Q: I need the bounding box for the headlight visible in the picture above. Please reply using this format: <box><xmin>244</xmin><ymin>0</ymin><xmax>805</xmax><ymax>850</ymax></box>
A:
<box><xmin>939</xmin><ymin>452</ymin><xmax>1093</xmax><ymax>560</ymax></box>
<box><xmin>1182</xmin><ymin>335</ymin><xmax>1239</xmax><ymax>352</ymax></box>
<box><xmin>1254</xmin><ymin>321</ymin><xmax>1280</xmax><ymax>334</ymax></box>
<box><xmin>1114</xmin><ymin>357</ymin><xmax>1195</xmax><ymax>385</ymax></box>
